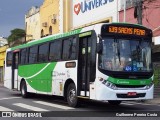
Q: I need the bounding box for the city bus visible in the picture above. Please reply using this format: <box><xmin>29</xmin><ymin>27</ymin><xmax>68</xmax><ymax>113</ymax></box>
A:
<box><xmin>4</xmin><ymin>23</ymin><xmax>153</xmax><ymax>107</ymax></box>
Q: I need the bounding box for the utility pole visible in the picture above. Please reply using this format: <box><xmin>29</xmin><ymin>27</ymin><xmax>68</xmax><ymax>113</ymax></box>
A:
<box><xmin>134</xmin><ymin>0</ymin><xmax>143</xmax><ymax>25</ymax></box>
<box><xmin>123</xmin><ymin>0</ymin><xmax>126</xmax><ymax>22</ymax></box>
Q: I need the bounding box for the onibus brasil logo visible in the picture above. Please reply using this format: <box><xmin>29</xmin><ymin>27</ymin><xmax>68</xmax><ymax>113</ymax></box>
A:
<box><xmin>74</xmin><ymin>0</ymin><xmax>114</xmax><ymax>15</ymax></box>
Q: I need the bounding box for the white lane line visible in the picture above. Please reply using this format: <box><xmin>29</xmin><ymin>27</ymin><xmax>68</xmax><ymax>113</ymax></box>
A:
<box><xmin>0</xmin><ymin>106</ymin><xmax>14</xmax><ymax>111</ymax></box>
<box><xmin>121</xmin><ymin>103</ymin><xmax>135</xmax><ymax>105</ymax></box>
<box><xmin>13</xmin><ymin>103</ymin><xmax>49</xmax><ymax>111</ymax></box>
<box><xmin>34</xmin><ymin>101</ymin><xmax>74</xmax><ymax>110</ymax></box>
<box><xmin>123</xmin><ymin>102</ymin><xmax>154</xmax><ymax>106</ymax></box>
<box><xmin>0</xmin><ymin>97</ymin><xmax>21</xmax><ymax>101</ymax></box>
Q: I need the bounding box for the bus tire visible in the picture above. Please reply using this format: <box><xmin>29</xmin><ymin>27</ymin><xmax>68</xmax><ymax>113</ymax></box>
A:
<box><xmin>20</xmin><ymin>81</ymin><xmax>29</xmax><ymax>98</ymax></box>
<box><xmin>67</xmin><ymin>83</ymin><xmax>78</xmax><ymax>107</ymax></box>
<box><xmin>108</xmin><ymin>100</ymin><xmax>121</xmax><ymax>105</ymax></box>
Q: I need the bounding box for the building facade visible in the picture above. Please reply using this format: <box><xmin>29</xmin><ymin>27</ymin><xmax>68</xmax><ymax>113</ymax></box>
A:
<box><xmin>25</xmin><ymin>6</ymin><xmax>41</xmax><ymax>41</ymax></box>
<box><xmin>70</xmin><ymin>0</ymin><xmax>118</xmax><ymax>30</ymax></box>
<box><xmin>119</xmin><ymin>0</ymin><xmax>160</xmax><ymax>38</ymax></box>
<box><xmin>0</xmin><ymin>37</ymin><xmax>8</xmax><ymax>47</ymax></box>
<box><xmin>26</xmin><ymin>0</ymin><xmax>119</xmax><ymax>39</ymax></box>
<box><xmin>40</xmin><ymin>0</ymin><xmax>62</xmax><ymax>37</ymax></box>
<box><xmin>0</xmin><ymin>45</ymin><xmax>8</xmax><ymax>82</ymax></box>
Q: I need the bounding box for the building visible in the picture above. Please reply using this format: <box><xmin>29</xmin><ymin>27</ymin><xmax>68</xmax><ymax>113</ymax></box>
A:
<box><xmin>119</xmin><ymin>0</ymin><xmax>160</xmax><ymax>39</ymax></box>
<box><xmin>40</xmin><ymin>0</ymin><xmax>63</xmax><ymax>37</ymax></box>
<box><xmin>0</xmin><ymin>37</ymin><xmax>8</xmax><ymax>47</ymax></box>
<box><xmin>25</xmin><ymin>6</ymin><xmax>41</xmax><ymax>41</ymax></box>
<box><xmin>26</xmin><ymin>0</ymin><xmax>119</xmax><ymax>39</ymax></box>
<box><xmin>70</xmin><ymin>0</ymin><xmax>118</xmax><ymax>30</ymax></box>
<box><xmin>0</xmin><ymin>45</ymin><xmax>8</xmax><ymax>82</ymax></box>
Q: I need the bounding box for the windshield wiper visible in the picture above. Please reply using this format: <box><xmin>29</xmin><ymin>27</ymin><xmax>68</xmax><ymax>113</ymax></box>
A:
<box><xmin>115</xmin><ymin>39</ymin><xmax>121</xmax><ymax>65</ymax></box>
<box><xmin>136</xmin><ymin>41</ymin><xmax>141</xmax><ymax>61</ymax></box>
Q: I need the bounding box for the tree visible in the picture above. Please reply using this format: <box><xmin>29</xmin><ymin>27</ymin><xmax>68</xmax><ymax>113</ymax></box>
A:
<box><xmin>8</xmin><ymin>28</ymin><xmax>25</xmax><ymax>43</ymax></box>
<box><xmin>7</xmin><ymin>28</ymin><xmax>26</xmax><ymax>47</ymax></box>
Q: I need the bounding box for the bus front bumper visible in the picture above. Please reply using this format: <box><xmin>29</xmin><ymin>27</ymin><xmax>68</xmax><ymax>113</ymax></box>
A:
<box><xmin>95</xmin><ymin>84</ymin><xmax>154</xmax><ymax>101</ymax></box>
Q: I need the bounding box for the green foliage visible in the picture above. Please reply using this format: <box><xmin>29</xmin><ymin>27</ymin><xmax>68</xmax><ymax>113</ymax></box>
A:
<box><xmin>153</xmin><ymin>64</ymin><xmax>160</xmax><ymax>86</ymax></box>
<box><xmin>7</xmin><ymin>28</ymin><xmax>25</xmax><ymax>43</ymax></box>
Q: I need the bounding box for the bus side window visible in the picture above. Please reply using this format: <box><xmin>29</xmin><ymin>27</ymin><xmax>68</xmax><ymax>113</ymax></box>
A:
<box><xmin>29</xmin><ymin>46</ymin><xmax>38</xmax><ymax>64</ymax></box>
<box><xmin>6</xmin><ymin>52</ymin><xmax>13</xmax><ymax>66</ymax></box>
<box><xmin>62</xmin><ymin>37</ymin><xmax>77</xmax><ymax>60</ymax></box>
<box><xmin>38</xmin><ymin>43</ymin><xmax>49</xmax><ymax>62</ymax></box>
<box><xmin>20</xmin><ymin>48</ymin><xmax>27</xmax><ymax>65</ymax></box>
<box><xmin>49</xmin><ymin>41</ymin><xmax>62</xmax><ymax>61</ymax></box>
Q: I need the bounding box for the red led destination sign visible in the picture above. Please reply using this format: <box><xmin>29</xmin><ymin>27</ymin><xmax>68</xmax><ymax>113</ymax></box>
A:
<box><xmin>108</xmin><ymin>26</ymin><xmax>146</xmax><ymax>36</ymax></box>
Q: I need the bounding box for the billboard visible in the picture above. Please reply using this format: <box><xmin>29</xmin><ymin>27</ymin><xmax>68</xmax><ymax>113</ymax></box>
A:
<box><xmin>72</xmin><ymin>0</ymin><xmax>118</xmax><ymax>29</ymax></box>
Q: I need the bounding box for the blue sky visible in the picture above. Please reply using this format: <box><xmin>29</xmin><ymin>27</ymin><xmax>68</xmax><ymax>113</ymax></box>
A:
<box><xmin>0</xmin><ymin>0</ymin><xmax>43</xmax><ymax>37</ymax></box>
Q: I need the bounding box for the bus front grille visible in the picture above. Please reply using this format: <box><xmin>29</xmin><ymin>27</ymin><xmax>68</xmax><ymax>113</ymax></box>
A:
<box><xmin>115</xmin><ymin>85</ymin><xmax>146</xmax><ymax>88</ymax></box>
<box><xmin>117</xmin><ymin>93</ymin><xmax>146</xmax><ymax>98</ymax></box>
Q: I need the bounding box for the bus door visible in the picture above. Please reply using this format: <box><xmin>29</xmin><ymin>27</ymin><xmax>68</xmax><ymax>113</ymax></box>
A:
<box><xmin>12</xmin><ymin>51</ymin><xmax>19</xmax><ymax>89</ymax></box>
<box><xmin>78</xmin><ymin>35</ymin><xmax>92</xmax><ymax>97</ymax></box>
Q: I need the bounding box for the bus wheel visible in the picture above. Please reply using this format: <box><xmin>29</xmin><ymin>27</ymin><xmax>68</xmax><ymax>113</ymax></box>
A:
<box><xmin>108</xmin><ymin>100</ymin><xmax>121</xmax><ymax>105</ymax></box>
<box><xmin>20</xmin><ymin>81</ymin><xmax>29</xmax><ymax>98</ymax></box>
<box><xmin>67</xmin><ymin>83</ymin><xmax>78</xmax><ymax>107</ymax></box>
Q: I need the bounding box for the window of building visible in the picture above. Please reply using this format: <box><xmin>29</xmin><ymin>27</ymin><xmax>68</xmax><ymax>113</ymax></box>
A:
<box><xmin>49</xmin><ymin>26</ymin><xmax>52</xmax><ymax>35</ymax></box>
<box><xmin>62</xmin><ymin>37</ymin><xmax>77</xmax><ymax>60</ymax></box>
<box><xmin>121</xmin><ymin>0</ymin><xmax>134</xmax><ymax>10</ymax></box>
<box><xmin>38</xmin><ymin>43</ymin><xmax>49</xmax><ymax>62</ymax></box>
<box><xmin>49</xmin><ymin>41</ymin><xmax>62</xmax><ymax>61</ymax></box>
<box><xmin>6</xmin><ymin>52</ymin><xmax>13</xmax><ymax>66</ymax></box>
<box><xmin>41</xmin><ymin>29</ymin><xmax>44</xmax><ymax>38</ymax></box>
<box><xmin>29</xmin><ymin>46</ymin><xmax>38</xmax><ymax>64</ymax></box>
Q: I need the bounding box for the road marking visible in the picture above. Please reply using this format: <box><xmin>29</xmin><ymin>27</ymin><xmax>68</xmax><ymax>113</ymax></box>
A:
<box><xmin>121</xmin><ymin>103</ymin><xmax>135</xmax><ymax>105</ymax></box>
<box><xmin>34</xmin><ymin>101</ymin><xmax>74</xmax><ymax>110</ymax></box>
<box><xmin>123</xmin><ymin>101</ymin><xmax>154</xmax><ymax>106</ymax></box>
<box><xmin>0</xmin><ymin>106</ymin><xmax>14</xmax><ymax>111</ymax></box>
<box><xmin>0</xmin><ymin>97</ymin><xmax>21</xmax><ymax>101</ymax></box>
<box><xmin>13</xmin><ymin>103</ymin><xmax>49</xmax><ymax>111</ymax></box>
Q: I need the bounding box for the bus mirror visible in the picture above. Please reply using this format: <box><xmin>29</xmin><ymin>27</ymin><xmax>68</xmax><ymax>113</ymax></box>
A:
<box><xmin>97</xmin><ymin>43</ymin><xmax>103</xmax><ymax>54</ymax></box>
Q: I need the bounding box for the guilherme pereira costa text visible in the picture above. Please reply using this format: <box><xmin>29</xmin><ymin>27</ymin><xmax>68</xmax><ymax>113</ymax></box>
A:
<box><xmin>116</xmin><ymin>112</ymin><xmax>158</xmax><ymax>117</ymax></box>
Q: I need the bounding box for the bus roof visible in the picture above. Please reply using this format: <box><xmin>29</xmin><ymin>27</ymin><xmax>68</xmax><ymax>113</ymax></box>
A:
<box><xmin>9</xmin><ymin>22</ymin><xmax>151</xmax><ymax>51</ymax></box>
<box><xmin>10</xmin><ymin>28</ymin><xmax>83</xmax><ymax>51</ymax></box>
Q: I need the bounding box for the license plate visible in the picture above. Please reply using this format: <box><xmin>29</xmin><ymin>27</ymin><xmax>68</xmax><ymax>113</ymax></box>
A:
<box><xmin>127</xmin><ymin>92</ymin><xmax>137</xmax><ymax>96</ymax></box>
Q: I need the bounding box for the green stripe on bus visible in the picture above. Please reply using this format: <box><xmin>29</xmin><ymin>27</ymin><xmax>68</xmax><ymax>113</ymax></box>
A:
<box><xmin>79</xmin><ymin>31</ymin><xmax>92</xmax><ymax>37</ymax></box>
<box><xmin>11</xmin><ymin>28</ymin><xmax>82</xmax><ymax>51</ymax></box>
<box><xmin>19</xmin><ymin>62</ymin><xmax>57</xmax><ymax>92</ymax></box>
<box><xmin>108</xmin><ymin>76</ymin><xmax>152</xmax><ymax>85</ymax></box>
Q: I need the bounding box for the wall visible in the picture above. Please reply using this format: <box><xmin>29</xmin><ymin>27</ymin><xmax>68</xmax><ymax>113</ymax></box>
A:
<box><xmin>40</xmin><ymin>0</ymin><xmax>60</xmax><ymax>37</ymax></box>
<box><xmin>0</xmin><ymin>45</ymin><xmax>8</xmax><ymax>82</ymax></box>
<box><xmin>70</xmin><ymin>0</ymin><xmax>118</xmax><ymax>30</ymax></box>
<box><xmin>119</xmin><ymin>0</ymin><xmax>160</xmax><ymax>37</ymax></box>
<box><xmin>25</xmin><ymin>6</ymin><xmax>41</xmax><ymax>41</ymax></box>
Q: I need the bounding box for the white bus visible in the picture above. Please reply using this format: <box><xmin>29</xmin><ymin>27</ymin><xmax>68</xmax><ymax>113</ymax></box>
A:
<box><xmin>4</xmin><ymin>23</ymin><xmax>153</xmax><ymax>107</ymax></box>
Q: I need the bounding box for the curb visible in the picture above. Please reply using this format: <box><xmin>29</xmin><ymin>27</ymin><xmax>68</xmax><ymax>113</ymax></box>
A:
<box><xmin>0</xmin><ymin>83</ymin><xmax>4</xmax><ymax>87</ymax></box>
<box><xmin>137</xmin><ymin>99</ymin><xmax>160</xmax><ymax>105</ymax></box>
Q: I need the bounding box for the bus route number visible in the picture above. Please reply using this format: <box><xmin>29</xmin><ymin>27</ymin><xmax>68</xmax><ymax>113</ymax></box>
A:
<box><xmin>109</xmin><ymin>26</ymin><xmax>146</xmax><ymax>36</ymax></box>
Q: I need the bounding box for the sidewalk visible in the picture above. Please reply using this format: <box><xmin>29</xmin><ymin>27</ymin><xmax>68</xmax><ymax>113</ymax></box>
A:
<box><xmin>144</xmin><ymin>98</ymin><xmax>160</xmax><ymax>104</ymax></box>
<box><xmin>0</xmin><ymin>82</ymin><xmax>3</xmax><ymax>86</ymax></box>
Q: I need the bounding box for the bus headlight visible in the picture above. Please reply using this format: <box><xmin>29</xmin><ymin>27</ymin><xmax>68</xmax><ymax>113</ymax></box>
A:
<box><xmin>99</xmin><ymin>78</ymin><xmax>117</xmax><ymax>90</ymax></box>
<box><xmin>145</xmin><ymin>82</ymin><xmax>153</xmax><ymax>89</ymax></box>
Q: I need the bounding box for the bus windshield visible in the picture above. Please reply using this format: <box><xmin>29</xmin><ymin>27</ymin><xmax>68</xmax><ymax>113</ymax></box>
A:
<box><xmin>99</xmin><ymin>37</ymin><xmax>152</xmax><ymax>72</ymax></box>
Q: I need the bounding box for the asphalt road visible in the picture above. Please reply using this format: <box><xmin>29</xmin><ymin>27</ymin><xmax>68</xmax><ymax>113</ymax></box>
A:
<box><xmin>0</xmin><ymin>86</ymin><xmax>160</xmax><ymax>120</ymax></box>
